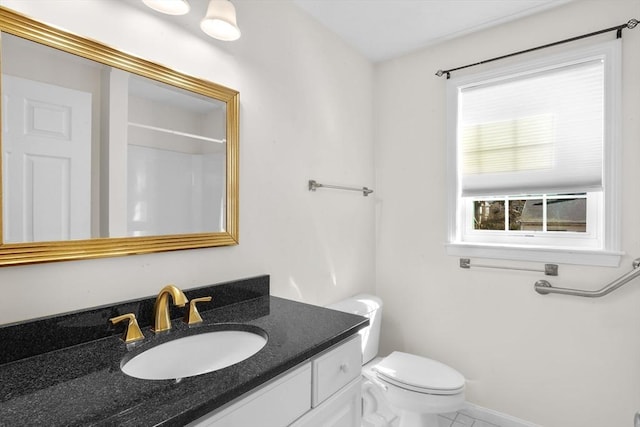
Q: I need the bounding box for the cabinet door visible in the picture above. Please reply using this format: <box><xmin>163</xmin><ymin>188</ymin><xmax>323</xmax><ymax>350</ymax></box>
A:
<box><xmin>188</xmin><ymin>363</ymin><xmax>311</xmax><ymax>427</ymax></box>
<box><xmin>292</xmin><ymin>377</ymin><xmax>362</xmax><ymax>427</ymax></box>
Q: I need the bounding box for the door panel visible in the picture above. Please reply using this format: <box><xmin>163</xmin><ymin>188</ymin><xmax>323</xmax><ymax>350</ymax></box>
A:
<box><xmin>2</xmin><ymin>75</ymin><xmax>91</xmax><ymax>242</ymax></box>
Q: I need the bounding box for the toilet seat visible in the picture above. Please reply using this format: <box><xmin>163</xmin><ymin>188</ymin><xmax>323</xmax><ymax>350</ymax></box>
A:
<box><xmin>373</xmin><ymin>351</ymin><xmax>465</xmax><ymax>395</ymax></box>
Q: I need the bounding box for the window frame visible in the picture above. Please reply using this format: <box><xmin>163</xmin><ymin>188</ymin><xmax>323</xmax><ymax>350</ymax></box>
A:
<box><xmin>445</xmin><ymin>40</ymin><xmax>623</xmax><ymax>267</ymax></box>
<box><xmin>462</xmin><ymin>193</ymin><xmax>599</xmax><ymax>247</ymax></box>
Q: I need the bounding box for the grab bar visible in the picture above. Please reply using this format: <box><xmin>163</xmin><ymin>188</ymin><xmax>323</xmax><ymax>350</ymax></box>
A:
<box><xmin>308</xmin><ymin>180</ymin><xmax>373</xmax><ymax>197</ymax></box>
<box><xmin>535</xmin><ymin>258</ymin><xmax>640</xmax><ymax>297</ymax></box>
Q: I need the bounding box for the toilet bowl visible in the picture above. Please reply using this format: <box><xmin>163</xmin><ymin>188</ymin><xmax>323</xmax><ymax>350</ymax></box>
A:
<box><xmin>329</xmin><ymin>294</ymin><xmax>465</xmax><ymax>427</ymax></box>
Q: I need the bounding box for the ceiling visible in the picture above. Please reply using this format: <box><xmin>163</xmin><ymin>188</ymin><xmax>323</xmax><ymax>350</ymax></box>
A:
<box><xmin>291</xmin><ymin>0</ymin><xmax>572</xmax><ymax>62</ymax></box>
<box><xmin>128</xmin><ymin>0</ymin><xmax>572</xmax><ymax>63</ymax></box>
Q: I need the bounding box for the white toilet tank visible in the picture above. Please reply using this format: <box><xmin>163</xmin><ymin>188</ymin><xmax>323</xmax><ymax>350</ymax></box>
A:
<box><xmin>328</xmin><ymin>294</ymin><xmax>382</xmax><ymax>364</ymax></box>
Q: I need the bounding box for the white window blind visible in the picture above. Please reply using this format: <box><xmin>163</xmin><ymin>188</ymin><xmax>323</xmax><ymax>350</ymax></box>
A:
<box><xmin>458</xmin><ymin>57</ymin><xmax>605</xmax><ymax>197</ymax></box>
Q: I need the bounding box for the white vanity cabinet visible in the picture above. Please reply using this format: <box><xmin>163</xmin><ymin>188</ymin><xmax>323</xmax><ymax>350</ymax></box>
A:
<box><xmin>189</xmin><ymin>335</ymin><xmax>362</xmax><ymax>427</ymax></box>
<box><xmin>293</xmin><ymin>333</ymin><xmax>362</xmax><ymax>427</ymax></box>
<box><xmin>189</xmin><ymin>363</ymin><xmax>313</xmax><ymax>427</ymax></box>
<box><xmin>291</xmin><ymin>378</ymin><xmax>361</xmax><ymax>427</ymax></box>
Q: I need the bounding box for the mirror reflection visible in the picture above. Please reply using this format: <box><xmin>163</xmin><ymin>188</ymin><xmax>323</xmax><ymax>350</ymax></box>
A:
<box><xmin>2</xmin><ymin>33</ymin><xmax>227</xmax><ymax>243</ymax></box>
<box><xmin>0</xmin><ymin>5</ymin><xmax>239</xmax><ymax>266</ymax></box>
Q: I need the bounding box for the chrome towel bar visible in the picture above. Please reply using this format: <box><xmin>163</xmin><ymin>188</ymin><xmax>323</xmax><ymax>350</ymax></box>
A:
<box><xmin>308</xmin><ymin>180</ymin><xmax>373</xmax><ymax>197</ymax></box>
<box><xmin>535</xmin><ymin>258</ymin><xmax>640</xmax><ymax>297</ymax></box>
<box><xmin>460</xmin><ymin>258</ymin><xmax>558</xmax><ymax>276</ymax></box>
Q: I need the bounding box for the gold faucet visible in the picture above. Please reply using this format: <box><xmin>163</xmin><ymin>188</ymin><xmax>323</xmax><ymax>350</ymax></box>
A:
<box><xmin>184</xmin><ymin>296</ymin><xmax>213</xmax><ymax>325</ymax></box>
<box><xmin>153</xmin><ymin>284</ymin><xmax>188</xmax><ymax>333</ymax></box>
<box><xmin>110</xmin><ymin>313</ymin><xmax>145</xmax><ymax>343</ymax></box>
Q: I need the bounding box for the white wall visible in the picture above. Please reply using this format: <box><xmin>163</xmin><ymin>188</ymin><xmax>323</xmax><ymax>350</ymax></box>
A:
<box><xmin>0</xmin><ymin>0</ymin><xmax>375</xmax><ymax>323</ymax></box>
<box><xmin>374</xmin><ymin>1</ymin><xmax>640</xmax><ymax>426</ymax></box>
<box><xmin>6</xmin><ymin>1</ymin><xmax>638</xmax><ymax>425</ymax></box>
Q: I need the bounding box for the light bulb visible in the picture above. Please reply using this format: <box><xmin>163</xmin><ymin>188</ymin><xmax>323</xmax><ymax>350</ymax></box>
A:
<box><xmin>200</xmin><ymin>0</ymin><xmax>241</xmax><ymax>41</ymax></box>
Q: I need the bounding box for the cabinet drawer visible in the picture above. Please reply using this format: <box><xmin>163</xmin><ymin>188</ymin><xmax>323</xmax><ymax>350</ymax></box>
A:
<box><xmin>312</xmin><ymin>335</ymin><xmax>361</xmax><ymax>407</ymax></box>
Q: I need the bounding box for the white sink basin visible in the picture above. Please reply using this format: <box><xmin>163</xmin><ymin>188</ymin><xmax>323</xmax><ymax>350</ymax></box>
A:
<box><xmin>121</xmin><ymin>327</ymin><xmax>267</xmax><ymax>380</ymax></box>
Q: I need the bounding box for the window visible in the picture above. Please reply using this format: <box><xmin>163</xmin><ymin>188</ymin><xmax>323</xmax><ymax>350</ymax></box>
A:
<box><xmin>446</xmin><ymin>40</ymin><xmax>622</xmax><ymax>266</ymax></box>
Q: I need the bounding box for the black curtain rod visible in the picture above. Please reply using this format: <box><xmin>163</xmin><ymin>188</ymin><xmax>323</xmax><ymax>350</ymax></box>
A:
<box><xmin>435</xmin><ymin>18</ymin><xmax>638</xmax><ymax>79</ymax></box>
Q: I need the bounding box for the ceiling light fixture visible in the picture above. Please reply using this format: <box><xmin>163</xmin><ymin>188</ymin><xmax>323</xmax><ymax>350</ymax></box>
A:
<box><xmin>200</xmin><ymin>0</ymin><xmax>241</xmax><ymax>41</ymax></box>
<box><xmin>142</xmin><ymin>0</ymin><xmax>190</xmax><ymax>15</ymax></box>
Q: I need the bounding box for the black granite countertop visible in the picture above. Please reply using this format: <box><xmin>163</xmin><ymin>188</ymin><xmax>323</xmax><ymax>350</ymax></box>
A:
<box><xmin>0</xmin><ymin>276</ymin><xmax>368</xmax><ymax>426</ymax></box>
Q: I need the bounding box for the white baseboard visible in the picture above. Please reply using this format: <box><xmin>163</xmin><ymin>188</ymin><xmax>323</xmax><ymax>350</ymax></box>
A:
<box><xmin>461</xmin><ymin>402</ymin><xmax>542</xmax><ymax>427</ymax></box>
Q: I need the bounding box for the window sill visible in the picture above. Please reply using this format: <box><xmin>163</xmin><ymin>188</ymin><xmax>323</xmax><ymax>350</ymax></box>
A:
<box><xmin>445</xmin><ymin>243</ymin><xmax>623</xmax><ymax>267</ymax></box>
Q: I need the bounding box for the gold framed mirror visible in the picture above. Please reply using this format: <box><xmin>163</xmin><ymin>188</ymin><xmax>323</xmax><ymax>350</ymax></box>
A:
<box><xmin>0</xmin><ymin>7</ymin><xmax>239</xmax><ymax>266</ymax></box>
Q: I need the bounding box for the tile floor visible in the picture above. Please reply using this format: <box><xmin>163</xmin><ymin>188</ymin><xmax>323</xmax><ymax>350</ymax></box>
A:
<box><xmin>364</xmin><ymin>397</ymin><xmax>536</xmax><ymax>427</ymax></box>
<box><xmin>439</xmin><ymin>411</ymin><xmax>500</xmax><ymax>427</ymax></box>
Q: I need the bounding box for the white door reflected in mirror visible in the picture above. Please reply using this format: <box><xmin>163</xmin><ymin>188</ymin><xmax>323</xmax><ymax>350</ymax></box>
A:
<box><xmin>2</xmin><ymin>75</ymin><xmax>92</xmax><ymax>243</ymax></box>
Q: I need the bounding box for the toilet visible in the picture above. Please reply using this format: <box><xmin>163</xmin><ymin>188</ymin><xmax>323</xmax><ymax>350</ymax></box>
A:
<box><xmin>329</xmin><ymin>294</ymin><xmax>465</xmax><ymax>427</ymax></box>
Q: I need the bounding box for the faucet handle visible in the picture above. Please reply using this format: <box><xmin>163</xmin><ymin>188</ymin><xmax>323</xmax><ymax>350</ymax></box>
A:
<box><xmin>184</xmin><ymin>296</ymin><xmax>212</xmax><ymax>325</ymax></box>
<box><xmin>110</xmin><ymin>313</ymin><xmax>145</xmax><ymax>343</ymax></box>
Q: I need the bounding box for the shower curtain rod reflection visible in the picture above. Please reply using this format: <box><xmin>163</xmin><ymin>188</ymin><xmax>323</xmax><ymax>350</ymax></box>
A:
<box><xmin>435</xmin><ymin>18</ymin><xmax>639</xmax><ymax>79</ymax></box>
<box><xmin>308</xmin><ymin>180</ymin><xmax>373</xmax><ymax>197</ymax></box>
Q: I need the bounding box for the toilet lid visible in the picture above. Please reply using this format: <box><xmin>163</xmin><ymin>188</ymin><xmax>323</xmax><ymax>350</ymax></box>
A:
<box><xmin>373</xmin><ymin>351</ymin><xmax>465</xmax><ymax>395</ymax></box>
